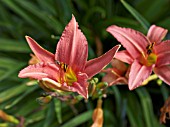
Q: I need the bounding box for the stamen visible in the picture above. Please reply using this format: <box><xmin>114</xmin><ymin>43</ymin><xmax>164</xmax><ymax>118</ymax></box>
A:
<box><xmin>146</xmin><ymin>42</ymin><xmax>155</xmax><ymax>55</ymax></box>
<box><xmin>55</xmin><ymin>60</ymin><xmax>60</xmax><ymax>65</ymax></box>
<box><xmin>147</xmin><ymin>53</ymin><xmax>157</xmax><ymax>66</ymax></box>
<box><xmin>64</xmin><ymin>67</ymin><xmax>77</xmax><ymax>86</ymax></box>
<box><xmin>55</xmin><ymin>60</ymin><xmax>68</xmax><ymax>72</ymax></box>
<box><xmin>55</xmin><ymin>60</ymin><xmax>77</xmax><ymax>86</ymax></box>
<box><xmin>140</xmin><ymin>42</ymin><xmax>157</xmax><ymax>66</ymax></box>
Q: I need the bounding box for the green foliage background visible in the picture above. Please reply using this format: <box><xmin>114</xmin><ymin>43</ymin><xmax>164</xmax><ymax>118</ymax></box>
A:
<box><xmin>0</xmin><ymin>0</ymin><xmax>170</xmax><ymax>127</ymax></box>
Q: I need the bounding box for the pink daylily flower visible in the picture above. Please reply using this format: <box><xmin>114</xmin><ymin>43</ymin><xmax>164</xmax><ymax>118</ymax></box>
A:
<box><xmin>18</xmin><ymin>15</ymin><xmax>120</xmax><ymax>99</ymax></box>
<box><xmin>107</xmin><ymin>25</ymin><xmax>170</xmax><ymax>90</ymax></box>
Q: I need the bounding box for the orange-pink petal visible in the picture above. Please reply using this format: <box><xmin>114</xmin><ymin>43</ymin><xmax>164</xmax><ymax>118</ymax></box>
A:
<box><xmin>84</xmin><ymin>45</ymin><xmax>120</xmax><ymax>78</ymax></box>
<box><xmin>55</xmin><ymin>15</ymin><xmax>88</xmax><ymax>72</ymax></box>
<box><xmin>129</xmin><ymin>60</ymin><xmax>152</xmax><ymax>90</ymax></box>
<box><xmin>72</xmin><ymin>82</ymin><xmax>88</xmax><ymax>99</ymax></box>
<box><xmin>65</xmin><ymin>73</ymin><xmax>89</xmax><ymax>98</ymax></box>
<box><xmin>154</xmin><ymin>40</ymin><xmax>170</xmax><ymax>66</ymax></box>
<box><xmin>25</xmin><ymin>36</ymin><xmax>55</xmax><ymax>63</ymax></box>
<box><xmin>107</xmin><ymin>25</ymin><xmax>149</xmax><ymax>59</ymax></box>
<box><xmin>115</xmin><ymin>50</ymin><xmax>134</xmax><ymax>64</ymax></box>
<box><xmin>18</xmin><ymin>63</ymin><xmax>59</xmax><ymax>81</ymax></box>
<box><xmin>154</xmin><ymin>65</ymin><xmax>170</xmax><ymax>85</ymax></box>
<box><xmin>147</xmin><ymin>25</ymin><xmax>168</xmax><ymax>44</ymax></box>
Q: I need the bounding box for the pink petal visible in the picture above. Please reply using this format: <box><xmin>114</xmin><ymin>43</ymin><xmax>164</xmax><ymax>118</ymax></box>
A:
<box><xmin>128</xmin><ymin>60</ymin><xmax>152</xmax><ymax>90</ymax></box>
<box><xmin>18</xmin><ymin>63</ymin><xmax>59</xmax><ymax>81</ymax></box>
<box><xmin>154</xmin><ymin>41</ymin><xmax>170</xmax><ymax>54</ymax></box>
<box><xmin>107</xmin><ymin>25</ymin><xmax>149</xmax><ymax>59</ymax></box>
<box><xmin>154</xmin><ymin>65</ymin><xmax>170</xmax><ymax>85</ymax></box>
<box><xmin>55</xmin><ymin>15</ymin><xmax>88</xmax><ymax>72</ymax></box>
<box><xmin>72</xmin><ymin>82</ymin><xmax>88</xmax><ymax>99</ymax></box>
<box><xmin>84</xmin><ymin>45</ymin><xmax>120</xmax><ymax>78</ymax></box>
<box><xmin>25</xmin><ymin>36</ymin><xmax>55</xmax><ymax>63</ymax></box>
<box><xmin>74</xmin><ymin>73</ymin><xmax>88</xmax><ymax>99</ymax></box>
<box><xmin>115</xmin><ymin>50</ymin><xmax>134</xmax><ymax>64</ymax></box>
<box><xmin>147</xmin><ymin>25</ymin><xmax>168</xmax><ymax>44</ymax></box>
<box><xmin>62</xmin><ymin>73</ymin><xmax>88</xmax><ymax>99</ymax></box>
<box><xmin>154</xmin><ymin>40</ymin><xmax>170</xmax><ymax>66</ymax></box>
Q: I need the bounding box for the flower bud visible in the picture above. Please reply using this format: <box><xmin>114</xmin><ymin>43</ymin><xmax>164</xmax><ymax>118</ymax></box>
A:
<box><xmin>91</xmin><ymin>99</ymin><xmax>103</xmax><ymax>127</ymax></box>
<box><xmin>36</xmin><ymin>95</ymin><xmax>52</xmax><ymax>105</ymax></box>
<box><xmin>0</xmin><ymin>110</ymin><xmax>19</xmax><ymax>124</ymax></box>
<box><xmin>88</xmin><ymin>83</ymin><xmax>96</xmax><ymax>96</ymax></box>
<box><xmin>29</xmin><ymin>54</ymin><xmax>39</xmax><ymax>65</ymax></box>
<box><xmin>96</xmin><ymin>82</ymin><xmax>108</xmax><ymax>89</ymax></box>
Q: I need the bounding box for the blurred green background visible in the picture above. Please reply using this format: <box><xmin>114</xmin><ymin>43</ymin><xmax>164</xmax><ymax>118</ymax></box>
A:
<box><xmin>0</xmin><ymin>0</ymin><xmax>170</xmax><ymax>127</ymax></box>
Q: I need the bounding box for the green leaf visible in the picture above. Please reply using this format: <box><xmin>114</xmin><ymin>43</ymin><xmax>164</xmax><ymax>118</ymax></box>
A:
<box><xmin>1</xmin><ymin>0</ymin><xmax>49</xmax><ymax>35</ymax></box>
<box><xmin>25</xmin><ymin>106</ymin><xmax>46</xmax><ymax>126</ymax></box>
<box><xmin>15</xmin><ymin>0</ymin><xmax>64</xmax><ymax>34</ymax></box>
<box><xmin>160</xmin><ymin>84</ymin><xmax>169</xmax><ymax>101</ymax></box>
<box><xmin>104</xmin><ymin>109</ymin><xmax>117</xmax><ymax>126</ymax></box>
<box><xmin>121</xmin><ymin>0</ymin><xmax>150</xmax><ymax>31</ymax></box>
<box><xmin>110</xmin><ymin>86</ymin><xmax>121</xmax><ymax>117</ymax></box>
<box><xmin>158</xmin><ymin>17</ymin><xmax>170</xmax><ymax>31</ymax></box>
<box><xmin>0</xmin><ymin>82</ymin><xmax>28</xmax><ymax>104</ymax></box>
<box><xmin>0</xmin><ymin>38</ymin><xmax>30</xmax><ymax>53</ymax></box>
<box><xmin>0</xmin><ymin>57</ymin><xmax>25</xmax><ymax>81</ymax></box>
<box><xmin>0</xmin><ymin>65</ymin><xmax>24</xmax><ymax>82</ymax></box>
<box><xmin>16</xmin><ymin>97</ymin><xmax>43</xmax><ymax>116</ymax></box>
<box><xmin>5</xmin><ymin>85</ymin><xmax>38</xmax><ymax>109</ymax></box>
<box><xmin>136</xmin><ymin>0</ymin><xmax>169</xmax><ymax>22</ymax></box>
<box><xmin>54</xmin><ymin>99</ymin><xmax>62</xmax><ymax>124</ymax></box>
<box><xmin>136</xmin><ymin>88</ymin><xmax>161</xmax><ymax>127</ymax></box>
<box><xmin>83</xmin><ymin>6</ymin><xmax>106</xmax><ymax>24</ymax></box>
<box><xmin>43</xmin><ymin>102</ymin><xmax>55</xmax><ymax>127</ymax></box>
<box><xmin>0</xmin><ymin>57</ymin><xmax>19</xmax><ymax>69</ymax></box>
<box><xmin>126</xmin><ymin>92</ymin><xmax>144</xmax><ymax>127</ymax></box>
<box><xmin>61</xmin><ymin>111</ymin><xmax>93</xmax><ymax>127</ymax></box>
<box><xmin>37</xmin><ymin>0</ymin><xmax>57</xmax><ymax>15</ymax></box>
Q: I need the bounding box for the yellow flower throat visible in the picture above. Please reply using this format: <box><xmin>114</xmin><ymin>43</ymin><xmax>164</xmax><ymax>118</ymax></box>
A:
<box><xmin>141</xmin><ymin>42</ymin><xmax>157</xmax><ymax>66</ymax></box>
<box><xmin>56</xmin><ymin>61</ymin><xmax>77</xmax><ymax>86</ymax></box>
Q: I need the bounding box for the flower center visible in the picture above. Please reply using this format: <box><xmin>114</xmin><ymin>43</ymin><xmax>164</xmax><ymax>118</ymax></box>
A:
<box><xmin>56</xmin><ymin>61</ymin><xmax>77</xmax><ymax>86</ymax></box>
<box><xmin>146</xmin><ymin>53</ymin><xmax>157</xmax><ymax>66</ymax></box>
<box><xmin>64</xmin><ymin>66</ymin><xmax>77</xmax><ymax>86</ymax></box>
<box><xmin>140</xmin><ymin>42</ymin><xmax>157</xmax><ymax>66</ymax></box>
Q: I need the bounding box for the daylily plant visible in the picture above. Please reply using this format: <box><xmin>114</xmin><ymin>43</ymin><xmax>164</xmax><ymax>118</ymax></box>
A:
<box><xmin>107</xmin><ymin>25</ymin><xmax>170</xmax><ymax>90</ymax></box>
<box><xmin>18</xmin><ymin>15</ymin><xmax>120</xmax><ymax>99</ymax></box>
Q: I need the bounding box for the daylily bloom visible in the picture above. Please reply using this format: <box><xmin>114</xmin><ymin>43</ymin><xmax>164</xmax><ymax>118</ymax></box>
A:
<box><xmin>107</xmin><ymin>25</ymin><xmax>170</xmax><ymax>90</ymax></box>
<box><xmin>102</xmin><ymin>59</ymin><xmax>128</xmax><ymax>86</ymax></box>
<box><xmin>18</xmin><ymin>15</ymin><xmax>120</xmax><ymax>99</ymax></box>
